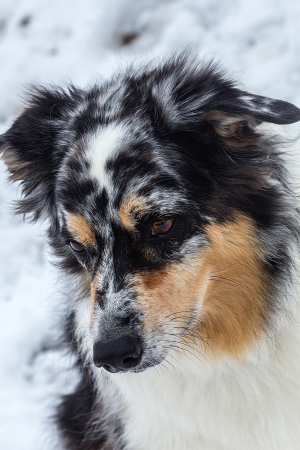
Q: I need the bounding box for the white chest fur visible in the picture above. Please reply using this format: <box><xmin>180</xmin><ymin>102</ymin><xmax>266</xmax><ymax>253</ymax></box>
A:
<box><xmin>110</xmin><ymin>314</ymin><xmax>300</xmax><ymax>450</ymax></box>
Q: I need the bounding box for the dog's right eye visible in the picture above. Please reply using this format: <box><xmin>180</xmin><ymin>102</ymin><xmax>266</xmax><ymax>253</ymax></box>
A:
<box><xmin>151</xmin><ymin>219</ymin><xmax>174</xmax><ymax>235</ymax></box>
<box><xmin>69</xmin><ymin>241</ymin><xmax>85</xmax><ymax>253</ymax></box>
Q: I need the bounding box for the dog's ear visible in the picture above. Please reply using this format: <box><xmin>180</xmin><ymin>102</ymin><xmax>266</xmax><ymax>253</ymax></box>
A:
<box><xmin>202</xmin><ymin>91</ymin><xmax>300</xmax><ymax>147</ymax></box>
<box><xmin>206</xmin><ymin>91</ymin><xmax>300</xmax><ymax>126</ymax></box>
<box><xmin>0</xmin><ymin>86</ymin><xmax>82</xmax><ymax>222</ymax></box>
<box><xmin>151</xmin><ymin>58</ymin><xmax>300</xmax><ymax>145</ymax></box>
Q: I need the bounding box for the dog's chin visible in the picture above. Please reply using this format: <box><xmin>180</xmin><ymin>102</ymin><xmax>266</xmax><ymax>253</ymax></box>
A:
<box><xmin>97</xmin><ymin>355</ymin><xmax>166</xmax><ymax>374</ymax></box>
<box><xmin>100</xmin><ymin>365</ymin><xmax>145</xmax><ymax>374</ymax></box>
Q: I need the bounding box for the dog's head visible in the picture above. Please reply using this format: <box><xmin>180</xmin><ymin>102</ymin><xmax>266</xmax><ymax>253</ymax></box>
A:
<box><xmin>2</xmin><ymin>55</ymin><xmax>300</xmax><ymax>373</ymax></box>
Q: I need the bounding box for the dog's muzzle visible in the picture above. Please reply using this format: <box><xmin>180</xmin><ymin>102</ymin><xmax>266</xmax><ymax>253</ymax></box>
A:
<box><xmin>93</xmin><ymin>334</ymin><xmax>142</xmax><ymax>372</ymax></box>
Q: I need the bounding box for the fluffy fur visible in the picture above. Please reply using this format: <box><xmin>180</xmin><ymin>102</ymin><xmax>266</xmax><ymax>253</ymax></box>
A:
<box><xmin>2</xmin><ymin>54</ymin><xmax>300</xmax><ymax>450</ymax></box>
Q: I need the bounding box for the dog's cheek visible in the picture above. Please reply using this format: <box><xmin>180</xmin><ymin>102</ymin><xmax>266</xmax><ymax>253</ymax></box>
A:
<box><xmin>132</xmin><ymin>256</ymin><xmax>211</xmax><ymax>335</ymax></box>
<box><xmin>197</xmin><ymin>213</ymin><xmax>267</xmax><ymax>358</ymax></box>
<box><xmin>132</xmin><ymin>213</ymin><xmax>267</xmax><ymax>360</ymax></box>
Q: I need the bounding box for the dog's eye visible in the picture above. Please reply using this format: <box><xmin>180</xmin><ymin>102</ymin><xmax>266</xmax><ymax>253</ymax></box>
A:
<box><xmin>69</xmin><ymin>241</ymin><xmax>85</xmax><ymax>253</ymax></box>
<box><xmin>151</xmin><ymin>219</ymin><xmax>174</xmax><ymax>235</ymax></box>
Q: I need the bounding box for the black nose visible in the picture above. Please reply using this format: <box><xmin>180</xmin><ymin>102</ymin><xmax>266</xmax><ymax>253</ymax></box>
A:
<box><xmin>93</xmin><ymin>335</ymin><xmax>142</xmax><ymax>372</ymax></box>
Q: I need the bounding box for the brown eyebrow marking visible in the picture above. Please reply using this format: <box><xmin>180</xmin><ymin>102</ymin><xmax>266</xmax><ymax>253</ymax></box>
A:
<box><xmin>66</xmin><ymin>212</ymin><xmax>96</xmax><ymax>246</ymax></box>
<box><xmin>118</xmin><ymin>195</ymin><xmax>147</xmax><ymax>230</ymax></box>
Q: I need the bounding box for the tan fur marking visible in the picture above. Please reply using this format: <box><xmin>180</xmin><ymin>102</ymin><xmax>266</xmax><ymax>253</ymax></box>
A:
<box><xmin>81</xmin><ymin>270</ymin><xmax>92</xmax><ymax>296</ymax></box>
<box><xmin>199</xmin><ymin>214</ymin><xmax>266</xmax><ymax>356</ymax></box>
<box><xmin>133</xmin><ymin>213</ymin><xmax>266</xmax><ymax>358</ymax></box>
<box><xmin>1</xmin><ymin>149</ymin><xmax>34</xmax><ymax>181</ymax></box>
<box><xmin>66</xmin><ymin>213</ymin><xmax>96</xmax><ymax>246</ymax></box>
<box><xmin>206</xmin><ymin>111</ymin><xmax>257</xmax><ymax>148</ymax></box>
<box><xmin>118</xmin><ymin>196</ymin><xmax>147</xmax><ymax>230</ymax></box>
<box><xmin>133</xmin><ymin>257</ymin><xmax>211</xmax><ymax>336</ymax></box>
<box><xmin>90</xmin><ymin>273</ymin><xmax>100</xmax><ymax>325</ymax></box>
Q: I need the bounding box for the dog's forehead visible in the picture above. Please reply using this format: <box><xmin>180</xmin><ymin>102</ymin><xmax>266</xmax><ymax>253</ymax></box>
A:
<box><xmin>87</xmin><ymin>122</ymin><xmax>127</xmax><ymax>190</ymax></box>
<box><xmin>58</xmin><ymin>120</ymin><xmax>185</xmax><ymax>230</ymax></box>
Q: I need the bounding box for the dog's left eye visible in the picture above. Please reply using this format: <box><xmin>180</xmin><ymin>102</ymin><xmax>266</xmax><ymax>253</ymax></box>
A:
<box><xmin>69</xmin><ymin>240</ymin><xmax>85</xmax><ymax>253</ymax></box>
<box><xmin>151</xmin><ymin>219</ymin><xmax>174</xmax><ymax>236</ymax></box>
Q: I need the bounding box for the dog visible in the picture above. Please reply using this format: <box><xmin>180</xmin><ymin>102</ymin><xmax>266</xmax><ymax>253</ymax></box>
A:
<box><xmin>1</xmin><ymin>53</ymin><xmax>300</xmax><ymax>450</ymax></box>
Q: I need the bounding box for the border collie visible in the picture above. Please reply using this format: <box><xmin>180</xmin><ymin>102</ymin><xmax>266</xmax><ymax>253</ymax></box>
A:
<box><xmin>2</xmin><ymin>54</ymin><xmax>300</xmax><ymax>450</ymax></box>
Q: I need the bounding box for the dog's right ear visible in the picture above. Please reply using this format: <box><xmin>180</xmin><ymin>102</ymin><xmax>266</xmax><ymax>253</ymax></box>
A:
<box><xmin>0</xmin><ymin>86</ymin><xmax>83</xmax><ymax>222</ymax></box>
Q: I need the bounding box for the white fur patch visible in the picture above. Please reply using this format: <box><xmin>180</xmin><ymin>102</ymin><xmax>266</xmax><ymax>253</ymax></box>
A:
<box><xmin>240</xmin><ymin>95</ymin><xmax>277</xmax><ymax>116</ymax></box>
<box><xmin>88</xmin><ymin>122</ymin><xmax>126</xmax><ymax>190</ymax></box>
<box><xmin>74</xmin><ymin>296</ymin><xmax>93</xmax><ymax>365</ymax></box>
<box><xmin>109</xmin><ymin>309</ymin><xmax>300</xmax><ymax>450</ymax></box>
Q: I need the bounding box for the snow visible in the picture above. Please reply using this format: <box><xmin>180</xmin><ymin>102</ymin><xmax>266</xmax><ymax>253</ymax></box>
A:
<box><xmin>0</xmin><ymin>0</ymin><xmax>300</xmax><ymax>448</ymax></box>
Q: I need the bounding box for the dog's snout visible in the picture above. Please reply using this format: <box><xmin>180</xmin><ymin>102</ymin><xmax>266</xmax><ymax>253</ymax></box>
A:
<box><xmin>93</xmin><ymin>335</ymin><xmax>142</xmax><ymax>372</ymax></box>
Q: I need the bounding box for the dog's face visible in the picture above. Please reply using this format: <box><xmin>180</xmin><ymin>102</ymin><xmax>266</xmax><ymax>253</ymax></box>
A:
<box><xmin>2</xmin><ymin>56</ymin><xmax>300</xmax><ymax>373</ymax></box>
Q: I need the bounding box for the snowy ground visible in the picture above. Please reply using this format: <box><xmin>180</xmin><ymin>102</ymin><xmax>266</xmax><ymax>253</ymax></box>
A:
<box><xmin>1</xmin><ymin>0</ymin><xmax>300</xmax><ymax>448</ymax></box>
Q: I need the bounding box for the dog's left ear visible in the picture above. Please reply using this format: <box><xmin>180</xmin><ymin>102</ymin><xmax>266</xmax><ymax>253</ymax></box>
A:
<box><xmin>0</xmin><ymin>86</ymin><xmax>82</xmax><ymax>222</ymax></box>
<box><xmin>210</xmin><ymin>90</ymin><xmax>300</xmax><ymax>125</ymax></box>
<box><xmin>151</xmin><ymin>57</ymin><xmax>300</xmax><ymax>130</ymax></box>
<box><xmin>202</xmin><ymin>90</ymin><xmax>300</xmax><ymax>148</ymax></box>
